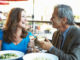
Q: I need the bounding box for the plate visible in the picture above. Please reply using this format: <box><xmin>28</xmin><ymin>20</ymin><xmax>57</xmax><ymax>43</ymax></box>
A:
<box><xmin>0</xmin><ymin>50</ymin><xmax>24</xmax><ymax>60</ymax></box>
<box><xmin>23</xmin><ymin>53</ymin><xmax>58</xmax><ymax>60</ymax></box>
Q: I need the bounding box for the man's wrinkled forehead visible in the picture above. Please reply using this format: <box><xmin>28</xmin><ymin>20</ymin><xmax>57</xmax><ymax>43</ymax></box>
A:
<box><xmin>52</xmin><ymin>7</ymin><xmax>58</xmax><ymax>17</ymax></box>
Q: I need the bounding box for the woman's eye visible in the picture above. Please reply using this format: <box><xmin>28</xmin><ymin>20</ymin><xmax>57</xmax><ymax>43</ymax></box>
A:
<box><xmin>22</xmin><ymin>16</ymin><xmax>24</xmax><ymax>17</ymax></box>
<box><xmin>22</xmin><ymin>16</ymin><xmax>26</xmax><ymax>18</ymax></box>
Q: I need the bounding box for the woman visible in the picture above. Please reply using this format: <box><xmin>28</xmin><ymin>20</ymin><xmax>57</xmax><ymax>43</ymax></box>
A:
<box><xmin>0</xmin><ymin>8</ymin><xmax>34</xmax><ymax>54</ymax></box>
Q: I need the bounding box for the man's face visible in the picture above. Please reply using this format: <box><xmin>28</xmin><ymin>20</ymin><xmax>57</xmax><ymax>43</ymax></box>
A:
<box><xmin>50</xmin><ymin>8</ymin><xmax>62</xmax><ymax>28</ymax></box>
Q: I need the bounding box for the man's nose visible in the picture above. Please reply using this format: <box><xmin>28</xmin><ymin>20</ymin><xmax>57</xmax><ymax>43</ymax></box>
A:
<box><xmin>50</xmin><ymin>18</ymin><xmax>53</xmax><ymax>21</ymax></box>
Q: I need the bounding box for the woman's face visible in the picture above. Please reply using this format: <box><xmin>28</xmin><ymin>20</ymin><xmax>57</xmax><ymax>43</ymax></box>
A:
<box><xmin>19</xmin><ymin>11</ymin><xmax>27</xmax><ymax>29</ymax></box>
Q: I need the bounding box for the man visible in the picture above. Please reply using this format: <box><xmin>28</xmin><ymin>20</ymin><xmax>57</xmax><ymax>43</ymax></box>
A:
<box><xmin>39</xmin><ymin>4</ymin><xmax>80</xmax><ymax>60</ymax></box>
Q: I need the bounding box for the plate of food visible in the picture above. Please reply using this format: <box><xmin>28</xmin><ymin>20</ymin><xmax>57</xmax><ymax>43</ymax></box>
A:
<box><xmin>0</xmin><ymin>50</ymin><xmax>24</xmax><ymax>60</ymax></box>
<box><xmin>23</xmin><ymin>53</ymin><xmax>58</xmax><ymax>60</ymax></box>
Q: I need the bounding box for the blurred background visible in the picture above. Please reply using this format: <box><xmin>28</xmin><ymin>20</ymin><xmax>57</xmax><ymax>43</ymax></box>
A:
<box><xmin>0</xmin><ymin>0</ymin><xmax>80</xmax><ymax>40</ymax></box>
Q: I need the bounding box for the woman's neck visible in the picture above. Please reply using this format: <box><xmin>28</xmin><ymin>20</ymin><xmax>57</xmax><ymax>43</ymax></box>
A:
<box><xmin>13</xmin><ymin>28</ymin><xmax>22</xmax><ymax>45</ymax></box>
<box><xmin>16</xmin><ymin>28</ymin><xmax>22</xmax><ymax>37</ymax></box>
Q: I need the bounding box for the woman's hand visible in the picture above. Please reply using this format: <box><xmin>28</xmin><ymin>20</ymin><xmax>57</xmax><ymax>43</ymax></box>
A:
<box><xmin>28</xmin><ymin>36</ymin><xmax>35</xmax><ymax>48</ymax></box>
<box><xmin>28</xmin><ymin>40</ymin><xmax>35</xmax><ymax>48</ymax></box>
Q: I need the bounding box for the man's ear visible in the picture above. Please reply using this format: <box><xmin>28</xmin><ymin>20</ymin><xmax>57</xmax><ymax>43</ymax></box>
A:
<box><xmin>62</xmin><ymin>17</ymin><xmax>67</xmax><ymax>24</ymax></box>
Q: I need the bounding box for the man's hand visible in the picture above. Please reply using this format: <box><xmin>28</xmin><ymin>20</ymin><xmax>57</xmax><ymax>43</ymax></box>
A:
<box><xmin>38</xmin><ymin>38</ymin><xmax>53</xmax><ymax>50</ymax></box>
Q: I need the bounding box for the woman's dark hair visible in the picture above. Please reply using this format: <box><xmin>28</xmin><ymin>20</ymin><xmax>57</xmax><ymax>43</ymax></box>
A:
<box><xmin>3</xmin><ymin>8</ymin><xmax>28</xmax><ymax>43</ymax></box>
